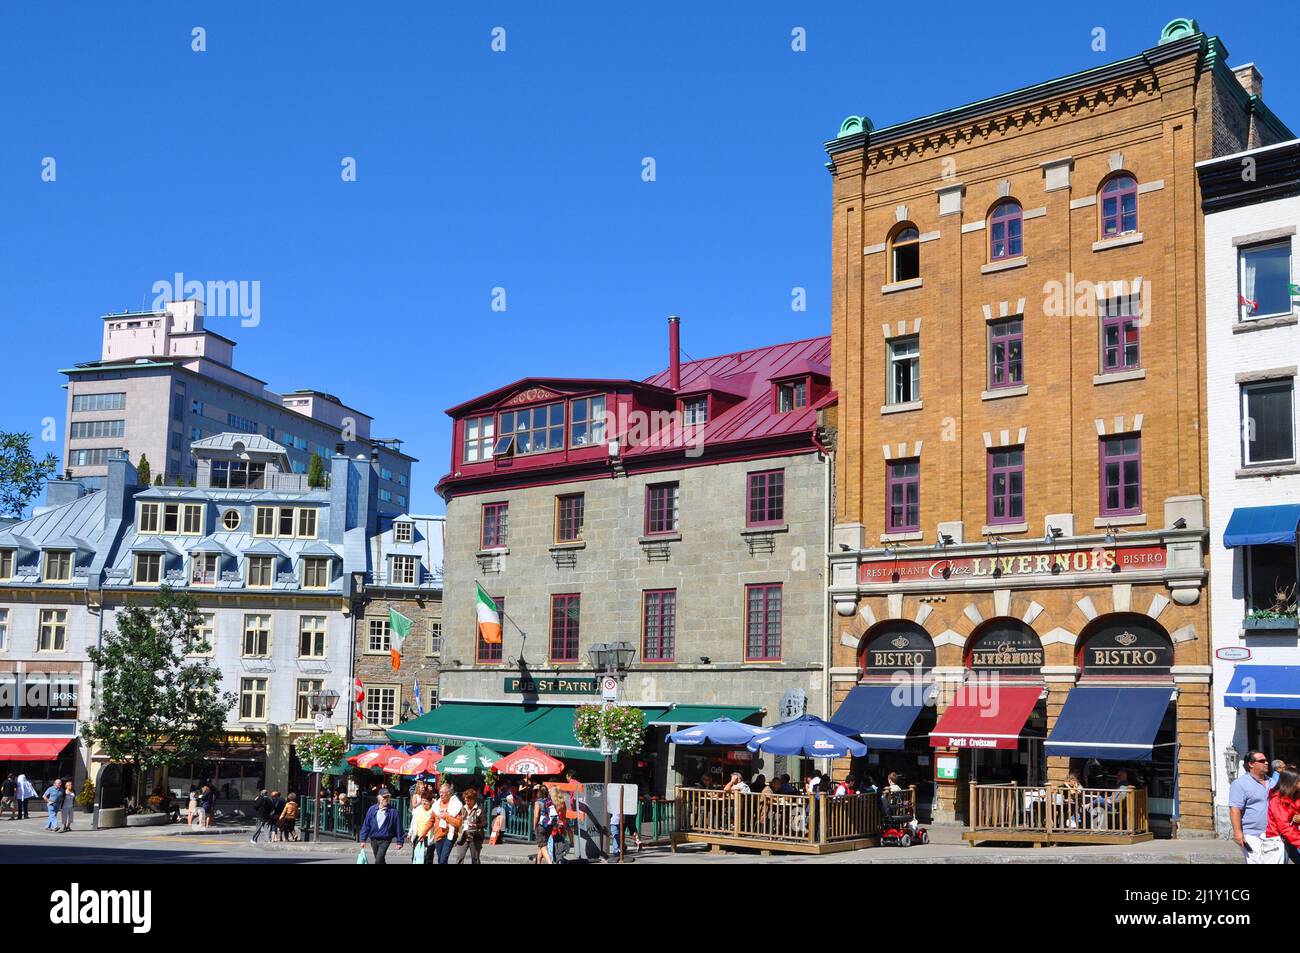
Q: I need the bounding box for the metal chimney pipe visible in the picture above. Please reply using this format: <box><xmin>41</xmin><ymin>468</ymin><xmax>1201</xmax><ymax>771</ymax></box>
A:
<box><xmin>668</xmin><ymin>315</ymin><xmax>681</xmax><ymax>391</ymax></box>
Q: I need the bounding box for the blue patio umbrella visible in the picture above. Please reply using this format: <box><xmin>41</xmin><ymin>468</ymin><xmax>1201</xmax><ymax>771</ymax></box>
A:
<box><xmin>746</xmin><ymin>716</ymin><xmax>868</xmax><ymax>759</ymax></box>
<box><xmin>667</xmin><ymin>717</ymin><xmax>762</xmax><ymax>746</ymax></box>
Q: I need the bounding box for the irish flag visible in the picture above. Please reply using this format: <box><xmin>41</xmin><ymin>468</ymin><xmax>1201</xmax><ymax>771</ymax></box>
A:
<box><xmin>476</xmin><ymin>583</ymin><xmax>502</xmax><ymax>644</ymax></box>
<box><xmin>389</xmin><ymin>608</ymin><xmax>413</xmax><ymax>671</ymax></box>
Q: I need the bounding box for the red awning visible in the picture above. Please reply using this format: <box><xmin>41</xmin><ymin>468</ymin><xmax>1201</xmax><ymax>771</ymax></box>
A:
<box><xmin>0</xmin><ymin>738</ymin><xmax>74</xmax><ymax>761</ymax></box>
<box><xmin>930</xmin><ymin>686</ymin><xmax>1042</xmax><ymax>749</ymax></box>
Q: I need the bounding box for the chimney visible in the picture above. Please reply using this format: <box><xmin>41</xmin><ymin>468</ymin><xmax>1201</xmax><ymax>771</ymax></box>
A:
<box><xmin>1233</xmin><ymin>63</ymin><xmax>1263</xmax><ymax>99</ymax></box>
<box><xmin>668</xmin><ymin>315</ymin><xmax>681</xmax><ymax>391</ymax></box>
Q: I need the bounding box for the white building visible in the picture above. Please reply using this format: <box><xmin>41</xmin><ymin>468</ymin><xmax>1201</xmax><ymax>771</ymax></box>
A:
<box><xmin>1199</xmin><ymin>137</ymin><xmax>1300</xmax><ymax>835</ymax></box>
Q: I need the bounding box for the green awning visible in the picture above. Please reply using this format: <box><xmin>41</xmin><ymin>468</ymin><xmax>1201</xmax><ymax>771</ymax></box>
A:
<box><xmin>647</xmin><ymin>704</ymin><xmax>763</xmax><ymax>726</ymax></box>
<box><xmin>386</xmin><ymin>702</ymin><xmax>671</xmax><ymax>763</ymax></box>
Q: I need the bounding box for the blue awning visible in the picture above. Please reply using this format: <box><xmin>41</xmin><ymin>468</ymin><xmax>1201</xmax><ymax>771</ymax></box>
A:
<box><xmin>1044</xmin><ymin>686</ymin><xmax>1172</xmax><ymax>761</ymax></box>
<box><xmin>1224</xmin><ymin>666</ymin><xmax>1300</xmax><ymax>709</ymax></box>
<box><xmin>1223</xmin><ymin>504</ymin><xmax>1300</xmax><ymax>547</ymax></box>
<box><xmin>830</xmin><ymin>684</ymin><xmax>929</xmax><ymax>750</ymax></box>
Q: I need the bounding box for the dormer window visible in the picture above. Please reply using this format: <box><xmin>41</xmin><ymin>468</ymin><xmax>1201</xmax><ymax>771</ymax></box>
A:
<box><xmin>776</xmin><ymin>379</ymin><xmax>808</xmax><ymax>413</ymax></box>
<box><xmin>209</xmin><ymin>459</ymin><xmax>265</xmax><ymax>489</ymax></box>
<box><xmin>44</xmin><ymin>550</ymin><xmax>72</xmax><ymax>582</ymax></box>
<box><xmin>680</xmin><ymin>396</ymin><xmax>708</xmax><ymax>425</ymax></box>
<box><xmin>499</xmin><ymin>403</ymin><xmax>565</xmax><ymax>455</ymax></box>
<box><xmin>394</xmin><ymin>520</ymin><xmax>414</xmax><ymax>543</ymax></box>
<box><xmin>569</xmin><ymin>396</ymin><xmax>607</xmax><ymax>448</ymax></box>
<box><xmin>0</xmin><ymin>549</ymin><xmax>13</xmax><ymax>580</ymax></box>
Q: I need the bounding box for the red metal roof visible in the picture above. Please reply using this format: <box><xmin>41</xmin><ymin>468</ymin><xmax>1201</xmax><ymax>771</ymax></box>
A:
<box><xmin>631</xmin><ymin>335</ymin><xmax>833</xmax><ymax>455</ymax></box>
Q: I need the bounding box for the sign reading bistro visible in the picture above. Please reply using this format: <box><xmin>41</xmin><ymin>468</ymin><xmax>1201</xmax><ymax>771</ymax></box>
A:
<box><xmin>859</xmin><ymin>545</ymin><xmax>1166</xmax><ymax>585</ymax></box>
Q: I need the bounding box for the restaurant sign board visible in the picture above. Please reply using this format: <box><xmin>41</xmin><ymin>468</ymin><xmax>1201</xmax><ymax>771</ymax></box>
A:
<box><xmin>860</xmin><ymin>545</ymin><xmax>1166</xmax><ymax>585</ymax></box>
<box><xmin>1079</xmin><ymin>617</ymin><xmax>1174</xmax><ymax>676</ymax></box>
<box><xmin>861</xmin><ymin>623</ymin><xmax>936</xmax><ymax>675</ymax></box>
<box><xmin>504</xmin><ymin>676</ymin><xmax>598</xmax><ymax>695</ymax></box>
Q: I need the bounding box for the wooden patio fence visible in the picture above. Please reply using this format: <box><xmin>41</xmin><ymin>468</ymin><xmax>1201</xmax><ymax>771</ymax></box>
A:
<box><xmin>964</xmin><ymin>782</ymin><xmax>1152</xmax><ymax>846</ymax></box>
<box><xmin>671</xmin><ymin>788</ymin><xmax>881</xmax><ymax>854</ymax></box>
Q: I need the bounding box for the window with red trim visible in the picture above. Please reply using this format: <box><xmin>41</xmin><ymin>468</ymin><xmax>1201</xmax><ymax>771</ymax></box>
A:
<box><xmin>476</xmin><ymin>595</ymin><xmax>504</xmax><ymax>663</ymax></box>
<box><xmin>481</xmin><ymin>502</ymin><xmax>508</xmax><ymax>549</ymax></box>
<box><xmin>1100</xmin><ymin>435</ymin><xmax>1142</xmax><ymax>517</ymax></box>
<box><xmin>642</xmin><ymin>589</ymin><xmax>676</xmax><ymax>661</ymax></box>
<box><xmin>550</xmin><ymin>594</ymin><xmax>580</xmax><ymax>662</ymax></box>
<box><xmin>555</xmin><ymin>493</ymin><xmax>585</xmax><ymax>543</ymax></box>
<box><xmin>746</xmin><ymin>470</ymin><xmax>784</xmax><ymax>526</ymax></box>
<box><xmin>745</xmin><ymin>584</ymin><xmax>782</xmax><ymax>661</ymax></box>
<box><xmin>776</xmin><ymin>379</ymin><xmax>808</xmax><ymax>413</ymax></box>
<box><xmin>645</xmin><ymin>482</ymin><xmax>679</xmax><ymax>535</ymax></box>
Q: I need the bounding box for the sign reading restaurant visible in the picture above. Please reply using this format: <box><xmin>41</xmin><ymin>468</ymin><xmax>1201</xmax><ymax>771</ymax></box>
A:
<box><xmin>859</xmin><ymin>545</ymin><xmax>1166</xmax><ymax>584</ymax></box>
<box><xmin>504</xmin><ymin>676</ymin><xmax>598</xmax><ymax>695</ymax></box>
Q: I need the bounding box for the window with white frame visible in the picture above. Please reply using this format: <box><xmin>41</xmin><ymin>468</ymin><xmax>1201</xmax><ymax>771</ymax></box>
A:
<box><xmin>44</xmin><ymin>551</ymin><xmax>72</xmax><ymax>582</ymax></box>
<box><xmin>192</xmin><ymin>552</ymin><xmax>219</xmax><ymax>586</ymax></box>
<box><xmin>365</xmin><ymin>685</ymin><xmax>398</xmax><ymax>727</ymax></box>
<box><xmin>134</xmin><ymin>553</ymin><xmax>162</xmax><ymax>584</ymax></box>
<box><xmin>368</xmin><ymin>618</ymin><xmax>390</xmax><ymax>652</ymax></box>
<box><xmin>39</xmin><ymin>609</ymin><xmax>67</xmax><ymax>651</ymax></box>
<box><xmin>1239</xmin><ymin>240</ymin><xmax>1294</xmax><ymax>320</ymax></box>
<box><xmin>428</xmin><ymin>622</ymin><xmax>442</xmax><ymax>655</ymax></box>
<box><xmin>302</xmin><ymin>557</ymin><xmax>331</xmax><ymax>589</ymax></box>
<box><xmin>298</xmin><ymin>615</ymin><xmax>328</xmax><ymax>658</ymax></box>
<box><xmin>247</xmin><ymin>555</ymin><xmax>275</xmax><ymax>588</ymax></box>
<box><xmin>1242</xmin><ymin>379</ymin><xmax>1295</xmax><ymax>467</ymax></box>
<box><xmin>296</xmin><ymin>678</ymin><xmax>325</xmax><ymax>722</ymax></box>
<box><xmin>392</xmin><ymin>555</ymin><xmax>418</xmax><ymax>585</ymax></box>
<box><xmin>239</xmin><ymin>677</ymin><xmax>268</xmax><ymax>721</ymax></box>
<box><xmin>887</xmin><ymin>336</ymin><xmax>920</xmax><ymax>405</ymax></box>
<box><xmin>188</xmin><ymin>612</ymin><xmax>216</xmax><ymax>656</ymax></box>
<box><xmin>297</xmin><ymin>509</ymin><xmax>317</xmax><ymax>538</ymax></box>
<box><xmin>0</xmin><ymin>608</ymin><xmax>8</xmax><ymax>651</ymax></box>
<box><xmin>242</xmin><ymin>614</ymin><xmax>271</xmax><ymax>657</ymax></box>
<box><xmin>0</xmin><ymin>549</ymin><xmax>13</xmax><ymax>580</ymax></box>
<box><xmin>394</xmin><ymin>520</ymin><xmax>414</xmax><ymax>543</ymax></box>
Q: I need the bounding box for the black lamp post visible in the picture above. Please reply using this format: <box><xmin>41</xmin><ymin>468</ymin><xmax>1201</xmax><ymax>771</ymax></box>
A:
<box><xmin>586</xmin><ymin>640</ymin><xmax>636</xmax><ymax>861</ymax></box>
<box><xmin>307</xmin><ymin>688</ymin><xmax>341</xmax><ymax>844</ymax></box>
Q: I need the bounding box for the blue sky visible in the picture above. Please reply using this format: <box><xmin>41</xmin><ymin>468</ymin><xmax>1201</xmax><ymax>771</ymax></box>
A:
<box><xmin>2</xmin><ymin>1</ymin><xmax>1295</xmax><ymax>513</ymax></box>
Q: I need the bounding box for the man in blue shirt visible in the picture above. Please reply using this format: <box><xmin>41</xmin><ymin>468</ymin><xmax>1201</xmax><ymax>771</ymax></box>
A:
<box><xmin>1229</xmin><ymin>750</ymin><xmax>1274</xmax><ymax>863</ymax></box>
<box><xmin>43</xmin><ymin>778</ymin><xmax>65</xmax><ymax>832</ymax></box>
<box><xmin>358</xmin><ymin>789</ymin><xmax>403</xmax><ymax>864</ymax></box>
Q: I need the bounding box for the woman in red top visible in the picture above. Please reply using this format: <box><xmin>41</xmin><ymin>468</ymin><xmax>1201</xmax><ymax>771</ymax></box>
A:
<box><xmin>1265</xmin><ymin>769</ymin><xmax>1300</xmax><ymax>865</ymax></box>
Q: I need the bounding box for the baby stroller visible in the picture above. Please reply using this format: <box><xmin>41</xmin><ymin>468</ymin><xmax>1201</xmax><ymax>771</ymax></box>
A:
<box><xmin>878</xmin><ymin>788</ymin><xmax>928</xmax><ymax>847</ymax></box>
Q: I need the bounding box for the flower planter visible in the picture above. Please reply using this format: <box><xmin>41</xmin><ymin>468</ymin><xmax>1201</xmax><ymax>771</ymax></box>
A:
<box><xmin>126</xmin><ymin>812</ymin><xmax>171</xmax><ymax>827</ymax></box>
<box><xmin>1243</xmin><ymin>617</ymin><xmax>1299</xmax><ymax>632</ymax></box>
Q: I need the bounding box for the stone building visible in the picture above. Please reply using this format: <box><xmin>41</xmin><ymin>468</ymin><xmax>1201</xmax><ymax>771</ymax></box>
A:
<box><xmin>823</xmin><ymin>19</ymin><xmax>1292</xmax><ymax>833</ymax></box>
<box><xmin>413</xmin><ymin>320</ymin><xmax>834</xmax><ymax>795</ymax></box>
<box><xmin>349</xmin><ymin>514</ymin><xmax>444</xmax><ymax>744</ymax></box>
<box><xmin>1198</xmin><ymin>137</ymin><xmax>1300</xmax><ymax>834</ymax></box>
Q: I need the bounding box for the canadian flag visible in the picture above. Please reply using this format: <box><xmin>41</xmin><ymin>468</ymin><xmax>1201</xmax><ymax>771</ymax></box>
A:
<box><xmin>354</xmin><ymin>677</ymin><xmax>365</xmax><ymax>722</ymax></box>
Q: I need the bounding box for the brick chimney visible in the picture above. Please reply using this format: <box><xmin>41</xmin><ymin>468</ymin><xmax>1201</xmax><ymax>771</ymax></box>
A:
<box><xmin>1233</xmin><ymin>63</ymin><xmax>1263</xmax><ymax>98</ymax></box>
<box><xmin>668</xmin><ymin>315</ymin><xmax>681</xmax><ymax>391</ymax></box>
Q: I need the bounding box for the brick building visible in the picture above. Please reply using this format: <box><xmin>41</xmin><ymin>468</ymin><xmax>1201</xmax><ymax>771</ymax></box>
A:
<box><xmin>823</xmin><ymin>19</ymin><xmax>1292</xmax><ymax>833</ymax></box>
<box><xmin>402</xmin><ymin>319</ymin><xmax>834</xmax><ymax>795</ymax></box>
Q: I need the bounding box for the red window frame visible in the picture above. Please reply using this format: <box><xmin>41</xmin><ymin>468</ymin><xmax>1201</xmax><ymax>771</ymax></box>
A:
<box><xmin>1100</xmin><ymin>174</ymin><xmax>1138</xmax><ymax>238</ymax></box>
<box><xmin>746</xmin><ymin>470</ymin><xmax>785</xmax><ymax>527</ymax></box>
<box><xmin>1099</xmin><ymin>435</ymin><xmax>1142</xmax><ymax>517</ymax></box>
<box><xmin>555</xmin><ymin>493</ymin><xmax>585</xmax><ymax>543</ymax></box>
<box><xmin>989</xmin><ymin>200</ymin><xmax>1023</xmax><ymax>261</ymax></box>
<box><xmin>481</xmin><ymin>502</ymin><xmax>509</xmax><ymax>549</ymax></box>
<box><xmin>885</xmin><ymin>459</ymin><xmax>920</xmax><ymax>533</ymax></box>
<box><xmin>642</xmin><ymin>589</ymin><xmax>677</xmax><ymax>662</ymax></box>
<box><xmin>644</xmin><ymin>482</ymin><xmax>679</xmax><ymax>535</ymax></box>
<box><xmin>476</xmin><ymin>595</ymin><xmax>504</xmax><ymax>663</ymax></box>
<box><xmin>744</xmin><ymin>583</ymin><xmax>782</xmax><ymax>661</ymax></box>
<box><xmin>549</xmin><ymin>593</ymin><xmax>580</xmax><ymax>662</ymax></box>
<box><xmin>987</xmin><ymin>447</ymin><xmax>1025</xmax><ymax>525</ymax></box>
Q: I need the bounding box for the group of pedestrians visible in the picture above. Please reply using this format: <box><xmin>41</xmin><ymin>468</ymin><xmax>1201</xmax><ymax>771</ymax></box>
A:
<box><xmin>32</xmin><ymin>777</ymin><xmax>77</xmax><ymax>832</ymax></box>
<box><xmin>1229</xmin><ymin>750</ymin><xmax>1300</xmax><ymax>864</ymax></box>
<box><xmin>0</xmin><ymin>774</ymin><xmax>38</xmax><ymax>820</ymax></box>
<box><xmin>249</xmin><ymin>790</ymin><xmax>300</xmax><ymax>842</ymax></box>
<box><xmin>358</xmin><ymin>781</ymin><xmax>487</xmax><ymax>864</ymax></box>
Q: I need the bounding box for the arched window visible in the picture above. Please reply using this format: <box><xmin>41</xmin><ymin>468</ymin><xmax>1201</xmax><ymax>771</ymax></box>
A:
<box><xmin>1099</xmin><ymin>174</ymin><xmax>1138</xmax><ymax>238</ymax></box>
<box><xmin>889</xmin><ymin>224</ymin><xmax>920</xmax><ymax>282</ymax></box>
<box><xmin>988</xmin><ymin>200</ymin><xmax>1023</xmax><ymax>261</ymax></box>
<box><xmin>859</xmin><ymin>621</ymin><xmax>935</xmax><ymax>678</ymax></box>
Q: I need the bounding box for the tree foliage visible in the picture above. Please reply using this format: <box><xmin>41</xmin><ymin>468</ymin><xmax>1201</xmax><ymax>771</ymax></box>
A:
<box><xmin>0</xmin><ymin>432</ymin><xmax>58</xmax><ymax>518</ymax></box>
<box><xmin>307</xmin><ymin>451</ymin><xmax>327</xmax><ymax>489</ymax></box>
<box><xmin>81</xmin><ymin>588</ymin><xmax>236</xmax><ymax>799</ymax></box>
<box><xmin>135</xmin><ymin>454</ymin><xmax>151</xmax><ymax>487</ymax></box>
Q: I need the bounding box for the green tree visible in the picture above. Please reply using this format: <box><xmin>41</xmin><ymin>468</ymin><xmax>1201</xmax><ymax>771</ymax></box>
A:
<box><xmin>307</xmin><ymin>451</ymin><xmax>327</xmax><ymax>489</ymax></box>
<box><xmin>81</xmin><ymin>587</ymin><xmax>236</xmax><ymax>807</ymax></box>
<box><xmin>135</xmin><ymin>454</ymin><xmax>152</xmax><ymax>486</ymax></box>
<box><xmin>153</xmin><ymin>475</ymin><xmax>163</xmax><ymax>486</ymax></box>
<box><xmin>0</xmin><ymin>432</ymin><xmax>58</xmax><ymax>519</ymax></box>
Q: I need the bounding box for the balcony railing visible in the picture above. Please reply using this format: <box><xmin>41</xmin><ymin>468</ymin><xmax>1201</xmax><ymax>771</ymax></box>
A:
<box><xmin>672</xmin><ymin>789</ymin><xmax>880</xmax><ymax>853</ymax></box>
<box><xmin>965</xmin><ymin>782</ymin><xmax>1151</xmax><ymax>845</ymax></box>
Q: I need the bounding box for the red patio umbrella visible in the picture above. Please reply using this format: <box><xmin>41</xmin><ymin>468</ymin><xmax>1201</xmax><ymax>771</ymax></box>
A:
<box><xmin>493</xmin><ymin>744</ymin><xmax>565</xmax><ymax>776</ymax></box>
<box><xmin>386</xmin><ymin>748</ymin><xmax>441</xmax><ymax>778</ymax></box>
<box><xmin>352</xmin><ymin>745</ymin><xmax>401</xmax><ymax>770</ymax></box>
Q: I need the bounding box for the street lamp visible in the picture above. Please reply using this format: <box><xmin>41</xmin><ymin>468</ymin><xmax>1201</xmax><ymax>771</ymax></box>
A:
<box><xmin>307</xmin><ymin>689</ymin><xmax>341</xmax><ymax>844</ymax></box>
<box><xmin>587</xmin><ymin>641</ymin><xmax>636</xmax><ymax>861</ymax></box>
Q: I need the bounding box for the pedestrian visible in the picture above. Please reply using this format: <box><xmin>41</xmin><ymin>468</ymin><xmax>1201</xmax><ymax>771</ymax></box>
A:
<box><xmin>197</xmin><ymin>783</ymin><xmax>215</xmax><ymax>831</ymax></box>
<box><xmin>61</xmin><ymin>780</ymin><xmax>76</xmax><ymax>832</ymax></box>
<box><xmin>270</xmin><ymin>789</ymin><xmax>286</xmax><ymax>842</ymax></box>
<box><xmin>1266</xmin><ymin>768</ymin><xmax>1300</xmax><ymax>864</ymax></box>
<box><xmin>279</xmin><ymin>794</ymin><xmax>299</xmax><ymax>841</ymax></box>
<box><xmin>407</xmin><ymin>785</ymin><xmax>436</xmax><ymax>863</ymax></box>
<box><xmin>358</xmin><ymin>788</ymin><xmax>404</xmax><ymax>864</ymax></box>
<box><xmin>186</xmin><ymin>786</ymin><xmax>198</xmax><ymax>827</ymax></box>
<box><xmin>1230</xmin><ymin>749</ymin><xmax>1275</xmax><ymax>863</ymax></box>
<box><xmin>450</xmin><ymin>788</ymin><xmax>486</xmax><ymax>864</ymax></box>
<box><xmin>430</xmin><ymin>781</ymin><xmax>463</xmax><ymax>864</ymax></box>
<box><xmin>1</xmin><ymin>773</ymin><xmax>16</xmax><ymax>820</ymax></box>
<box><xmin>43</xmin><ymin>777</ymin><xmax>65</xmax><ymax>832</ymax></box>
<box><xmin>16</xmin><ymin>774</ymin><xmax>35</xmax><ymax>820</ymax></box>
<box><xmin>250</xmin><ymin>790</ymin><xmax>272</xmax><ymax>844</ymax></box>
<box><xmin>533</xmin><ymin>785</ymin><xmax>558</xmax><ymax>864</ymax></box>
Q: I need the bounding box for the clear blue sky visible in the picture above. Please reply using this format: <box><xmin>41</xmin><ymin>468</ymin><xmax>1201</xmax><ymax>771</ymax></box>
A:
<box><xmin>2</xmin><ymin>1</ymin><xmax>1294</xmax><ymax>513</ymax></box>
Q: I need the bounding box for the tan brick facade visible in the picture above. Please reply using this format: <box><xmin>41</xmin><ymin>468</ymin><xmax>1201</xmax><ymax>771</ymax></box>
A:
<box><xmin>821</xmin><ymin>24</ymin><xmax>1286</xmax><ymax>835</ymax></box>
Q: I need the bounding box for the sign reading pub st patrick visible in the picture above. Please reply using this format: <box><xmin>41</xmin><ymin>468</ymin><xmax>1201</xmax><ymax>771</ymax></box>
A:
<box><xmin>858</xmin><ymin>545</ymin><xmax>1166</xmax><ymax>585</ymax></box>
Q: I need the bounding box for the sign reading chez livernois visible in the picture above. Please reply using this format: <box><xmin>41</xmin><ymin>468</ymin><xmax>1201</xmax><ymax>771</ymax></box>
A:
<box><xmin>859</xmin><ymin>545</ymin><xmax>1166</xmax><ymax>585</ymax></box>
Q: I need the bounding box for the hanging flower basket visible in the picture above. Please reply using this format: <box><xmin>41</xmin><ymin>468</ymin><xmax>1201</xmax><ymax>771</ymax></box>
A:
<box><xmin>574</xmin><ymin>704</ymin><xmax>646</xmax><ymax>756</ymax></box>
